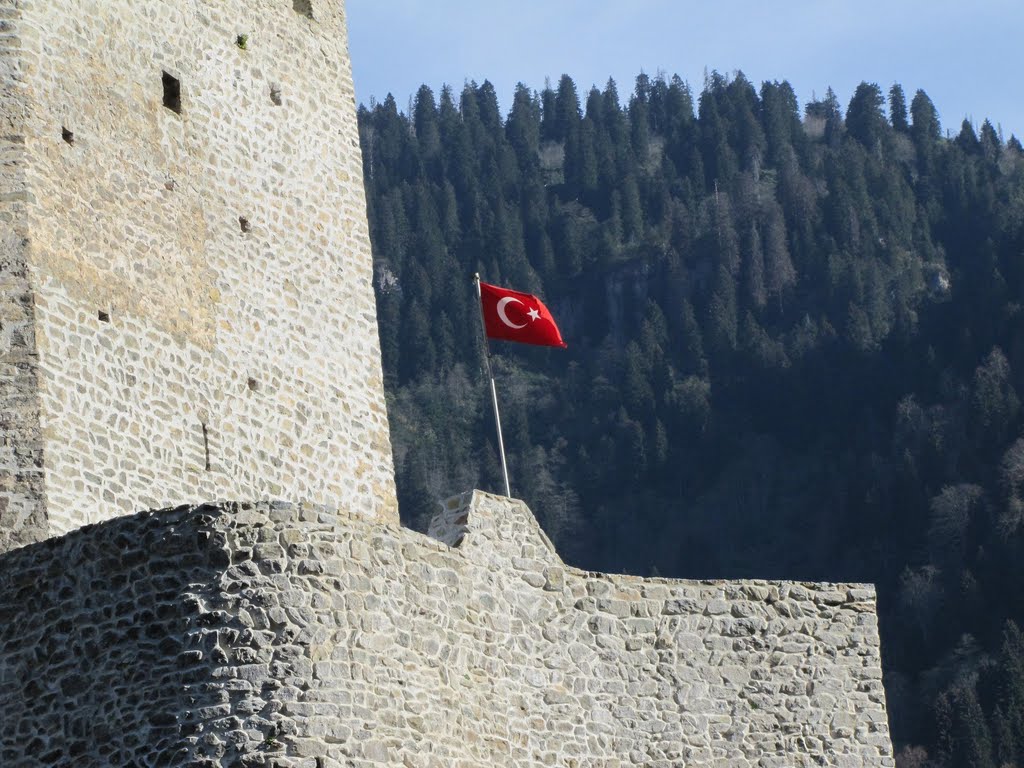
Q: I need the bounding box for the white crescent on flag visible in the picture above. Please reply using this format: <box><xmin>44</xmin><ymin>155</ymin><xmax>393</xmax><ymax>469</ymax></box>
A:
<box><xmin>496</xmin><ymin>296</ymin><xmax>528</xmax><ymax>329</ymax></box>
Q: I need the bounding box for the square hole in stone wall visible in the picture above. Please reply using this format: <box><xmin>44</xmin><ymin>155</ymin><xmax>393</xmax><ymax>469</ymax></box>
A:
<box><xmin>239</xmin><ymin>216</ymin><xmax>251</xmax><ymax>233</ymax></box>
<box><xmin>62</xmin><ymin>127</ymin><xmax>74</xmax><ymax>145</ymax></box>
<box><xmin>162</xmin><ymin>71</ymin><xmax>182</xmax><ymax>114</ymax></box>
<box><xmin>270</xmin><ymin>85</ymin><xmax>282</xmax><ymax>106</ymax></box>
<box><xmin>97</xmin><ymin>310</ymin><xmax>110</xmax><ymax>322</ymax></box>
<box><xmin>293</xmin><ymin>0</ymin><xmax>314</xmax><ymax>18</ymax></box>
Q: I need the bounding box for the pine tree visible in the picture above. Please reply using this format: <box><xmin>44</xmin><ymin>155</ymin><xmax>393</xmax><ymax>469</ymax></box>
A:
<box><xmin>956</xmin><ymin>119</ymin><xmax>981</xmax><ymax>155</ymax></box>
<box><xmin>742</xmin><ymin>222</ymin><xmax>767</xmax><ymax>309</ymax></box>
<box><xmin>763</xmin><ymin>204</ymin><xmax>796</xmax><ymax>307</ymax></box>
<box><xmin>971</xmin><ymin>347</ymin><xmax>1020</xmax><ymax>447</ymax></box>
<box><xmin>950</xmin><ymin>684</ymin><xmax>995</xmax><ymax>768</ymax></box>
<box><xmin>602</xmin><ymin>78</ymin><xmax>627</xmax><ymax>147</ymax></box>
<box><xmin>710</xmin><ymin>191</ymin><xmax>741</xmax><ymax>276</ymax></box>
<box><xmin>507</xmin><ymin>83</ymin><xmax>541</xmax><ymax>169</ymax></box>
<box><xmin>979</xmin><ymin>119</ymin><xmax>1001</xmax><ymax>162</ymax></box>
<box><xmin>413</xmin><ymin>85</ymin><xmax>442</xmax><ymax>169</ymax></box>
<box><xmin>708</xmin><ymin>264</ymin><xmax>739</xmax><ymax>354</ymax></box>
<box><xmin>676</xmin><ymin>299</ymin><xmax>707</xmax><ymax>376</ymax></box>
<box><xmin>927</xmin><ymin>484</ymin><xmax>984</xmax><ymax>569</ymax></box>
<box><xmin>475</xmin><ymin>80</ymin><xmax>504</xmax><ymax>135</ymax></box>
<box><xmin>845</xmin><ymin>82</ymin><xmax>887</xmax><ymax>150</ymax></box>
<box><xmin>760</xmin><ymin>80</ymin><xmax>802</xmax><ymax>163</ymax></box>
<box><xmin>554</xmin><ymin>74</ymin><xmax>582</xmax><ymax>143</ymax></box>
<box><xmin>999</xmin><ymin>622</ymin><xmax>1024</xmax><ymax>765</ymax></box>
<box><xmin>629</xmin><ymin>75</ymin><xmax>652</xmax><ymax>162</ymax></box>
<box><xmin>889</xmin><ymin>83</ymin><xmax>909</xmax><ymax>132</ymax></box>
<box><xmin>699</xmin><ymin>74</ymin><xmax>739</xmax><ymax>190</ymax></box>
<box><xmin>620</xmin><ymin>173</ymin><xmax>643</xmax><ymax>241</ymax></box>
<box><xmin>725</xmin><ymin>72</ymin><xmax>766</xmax><ymax>170</ymax></box>
<box><xmin>910</xmin><ymin>89</ymin><xmax>941</xmax><ymax>142</ymax></box>
<box><xmin>816</xmin><ymin>87</ymin><xmax>845</xmax><ymax>147</ymax></box>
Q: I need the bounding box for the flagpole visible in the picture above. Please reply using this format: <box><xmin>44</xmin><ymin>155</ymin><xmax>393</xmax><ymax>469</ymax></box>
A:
<box><xmin>474</xmin><ymin>273</ymin><xmax>512</xmax><ymax>498</ymax></box>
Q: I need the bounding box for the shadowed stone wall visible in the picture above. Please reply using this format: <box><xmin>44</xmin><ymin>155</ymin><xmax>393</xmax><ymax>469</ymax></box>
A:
<box><xmin>0</xmin><ymin>0</ymin><xmax>396</xmax><ymax>548</ymax></box>
<box><xmin>0</xmin><ymin>3</ymin><xmax>47</xmax><ymax>552</ymax></box>
<box><xmin>0</xmin><ymin>494</ymin><xmax>893</xmax><ymax>767</ymax></box>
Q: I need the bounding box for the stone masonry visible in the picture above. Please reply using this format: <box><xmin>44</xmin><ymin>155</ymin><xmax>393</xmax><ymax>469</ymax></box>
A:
<box><xmin>0</xmin><ymin>4</ymin><xmax>46</xmax><ymax>552</ymax></box>
<box><xmin>0</xmin><ymin>0</ymin><xmax>895</xmax><ymax>764</ymax></box>
<box><xmin>0</xmin><ymin>493</ymin><xmax>892</xmax><ymax>767</ymax></box>
<box><xmin>0</xmin><ymin>0</ymin><xmax>397</xmax><ymax>549</ymax></box>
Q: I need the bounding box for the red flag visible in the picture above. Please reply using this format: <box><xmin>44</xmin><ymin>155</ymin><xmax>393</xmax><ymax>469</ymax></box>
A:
<box><xmin>479</xmin><ymin>281</ymin><xmax>567</xmax><ymax>348</ymax></box>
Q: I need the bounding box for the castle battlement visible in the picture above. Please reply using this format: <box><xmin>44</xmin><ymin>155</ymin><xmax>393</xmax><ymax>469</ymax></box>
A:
<box><xmin>0</xmin><ymin>494</ymin><xmax>891</xmax><ymax>766</ymax></box>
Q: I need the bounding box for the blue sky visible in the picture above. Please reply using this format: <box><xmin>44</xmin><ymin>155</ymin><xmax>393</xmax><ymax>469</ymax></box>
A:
<box><xmin>347</xmin><ymin>0</ymin><xmax>1023</xmax><ymax>141</ymax></box>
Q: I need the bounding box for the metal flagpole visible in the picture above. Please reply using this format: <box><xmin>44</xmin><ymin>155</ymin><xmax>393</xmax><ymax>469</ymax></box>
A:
<box><xmin>474</xmin><ymin>273</ymin><xmax>512</xmax><ymax>498</ymax></box>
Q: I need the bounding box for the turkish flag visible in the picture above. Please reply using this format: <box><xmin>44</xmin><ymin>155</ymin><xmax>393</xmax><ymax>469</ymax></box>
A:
<box><xmin>479</xmin><ymin>281</ymin><xmax>567</xmax><ymax>348</ymax></box>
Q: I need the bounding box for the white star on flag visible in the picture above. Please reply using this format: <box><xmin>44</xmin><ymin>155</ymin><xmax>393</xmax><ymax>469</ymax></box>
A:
<box><xmin>527</xmin><ymin>308</ymin><xmax>541</xmax><ymax>321</ymax></box>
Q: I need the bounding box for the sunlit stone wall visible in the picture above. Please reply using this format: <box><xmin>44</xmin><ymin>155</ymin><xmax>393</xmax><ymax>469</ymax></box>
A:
<box><xmin>0</xmin><ymin>0</ymin><xmax>396</xmax><ymax>549</ymax></box>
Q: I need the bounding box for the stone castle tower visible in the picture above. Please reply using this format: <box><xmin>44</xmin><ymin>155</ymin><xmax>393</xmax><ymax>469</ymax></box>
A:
<box><xmin>0</xmin><ymin>0</ymin><xmax>397</xmax><ymax>552</ymax></box>
<box><xmin>0</xmin><ymin>1</ymin><xmax>895</xmax><ymax>766</ymax></box>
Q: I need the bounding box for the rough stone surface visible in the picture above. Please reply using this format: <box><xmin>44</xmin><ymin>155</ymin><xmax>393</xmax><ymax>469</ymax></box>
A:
<box><xmin>0</xmin><ymin>2</ymin><xmax>48</xmax><ymax>553</ymax></box>
<box><xmin>0</xmin><ymin>0</ymin><xmax>397</xmax><ymax>547</ymax></box>
<box><xmin>0</xmin><ymin>494</ymin><xmax>893</xmax><ymax>767</ymax></box>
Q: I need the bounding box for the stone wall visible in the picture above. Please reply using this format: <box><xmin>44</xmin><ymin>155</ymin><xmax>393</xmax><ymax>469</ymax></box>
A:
<box><xmin>0</xmin><ymin>0</ymin><xmax>397</xmax><ymax>547</ymax></box>
<box><xmin>0</xmin><ymin>494</ymin><xmax>893</xmax><ymax>767</ymax></box>
<box><xmin>0</xmin><ymin>3</ymin><xmax>47</xmax><ymax>552</ymax></box>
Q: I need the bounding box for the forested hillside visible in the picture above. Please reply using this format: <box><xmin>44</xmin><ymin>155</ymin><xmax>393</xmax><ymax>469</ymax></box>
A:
<box><xmin>357</xmin><ymin>71</ymin><xmax>1024</xmax><ymax>766</ymax></box>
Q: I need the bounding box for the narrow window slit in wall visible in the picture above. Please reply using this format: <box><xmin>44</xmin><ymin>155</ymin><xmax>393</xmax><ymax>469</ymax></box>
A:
<box><xmin>239</xmin><ymin>216</ymin><xmax>251</xmax><ymax>233</ymax></box>
<box><xmin>247</xmin><ymin>377</ymin><xmax>259</xmax><ymax>392</ymax></box>
<box><xmin>201</xmin><ymin>422</ymin><xmax>211</xmax><ymax>471</ymax></box>
<box><xmin>97</xmin><ymin>310</ymin><xmax>110</xmax><ymax>322</ymax></box>
<box><xmin>62</xmin><ymin>127</ymin><xmax>74</xmax><ymax>145</ymax></box>
<box><xmin>293</xmin><ymin>0</ymin><xmax>314</xmax><ymax>19</ymax></box>
<box><xmin>162</xmin><ymin>72</ymin><xmax>182</xmax><ymax>114</ymax></box>
<box><xmin>270</xmin><ymin>85</ymin><xmax>282</xmax><ymax>106</ymax></box>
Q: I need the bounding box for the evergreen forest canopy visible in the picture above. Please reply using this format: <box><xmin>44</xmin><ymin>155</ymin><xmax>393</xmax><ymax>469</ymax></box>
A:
<box><xmin>357</xmin><ymin>71</ymin><xmax>1024</xmax><ymax>767</ymax></box>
